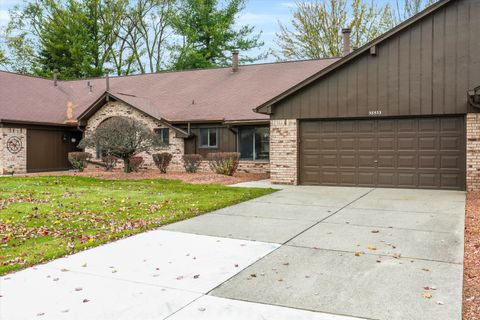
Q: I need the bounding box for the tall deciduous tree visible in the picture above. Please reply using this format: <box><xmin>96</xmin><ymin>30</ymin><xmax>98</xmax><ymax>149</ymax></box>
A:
<box><xmin>169</xmin><ymin>0</ymin><xmax>265</xmax><ymax>70</ymax></box>
<box><xmin>274</xmin><ymin>0</ymin><xmax>394</xmax><ymax>60</ymax></box>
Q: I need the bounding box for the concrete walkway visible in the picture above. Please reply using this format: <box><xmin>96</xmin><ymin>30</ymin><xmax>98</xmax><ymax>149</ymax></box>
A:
<box><xmin>0</xmin><ymin>182</ymin><xmax>465</xmax><ymax>319</ymax></box>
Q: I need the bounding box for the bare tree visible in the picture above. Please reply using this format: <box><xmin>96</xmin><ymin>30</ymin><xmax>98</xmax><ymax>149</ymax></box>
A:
<box><xmin>273</xmin><ymin>0</ymin><xmax>394</xmax><ymax>60</ymax></box>
<box><xmin>79</xmin><ymin>117</ymin><xmax>164</xmax><ymax>173</ymax></box>
<box><xmin>128</xmin><ymin>0</ymin><xmax>175</xmax><ymax>73</ymax></box>
<box><xmin>395</xmin><ymin>0</ymin><xmax>436</xmax><ymax>24</ymax></box>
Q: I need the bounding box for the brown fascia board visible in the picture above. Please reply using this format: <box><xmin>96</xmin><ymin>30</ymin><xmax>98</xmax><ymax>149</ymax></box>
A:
<box><xmin>223</xmin><ymin>119</ymin><xmax>270</xmax><ymax>125</ymax></box>
<box><xmin>77</xmin><ymin>91</ymin><xmax>190</xmax><ymax>138</ymax></box>
<box><xmin>0</xmin><ymin>119</ymin><xmax>78</xmax><ymax>128</ymax></box>
<box><xmin>254</xmin><ymin>0</ymin><xmax>452</xmax><ymax>114</ymax></box>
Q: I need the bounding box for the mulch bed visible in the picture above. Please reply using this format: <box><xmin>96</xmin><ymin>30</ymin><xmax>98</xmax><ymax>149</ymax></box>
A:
<box><xmin>27</xmin><ymin>169</ymin><xmax>269</xmax><ymax>185</ymax></box>
<box><xmin>464</xmin><ymin>191</ymin><xmax>480</xmax><ymax>319</ymax></box>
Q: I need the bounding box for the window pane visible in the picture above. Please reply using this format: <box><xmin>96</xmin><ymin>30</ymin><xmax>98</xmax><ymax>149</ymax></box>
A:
<box><xmin>209</xmin><ymin>129</ymin><xmax>217</xmax><ymax>147</ymax></box>
<box><xmin>163</xmin><ymin>128</ymin><xmax>170</xmax><ymax>144</ymax></box>
<box><xmin>239</xmin><ymin>128</ymin><xmax>254</xmax><ymax>159</ymax></box>
<box><xmin>255</xmin><ymin>127</ymin><xmax>270</xmax><ymax>160</ymax></box>
<box><xmin>200</xmin><ymin>128</ymin><xmax>208</xmax><ymax>147</ymax></box>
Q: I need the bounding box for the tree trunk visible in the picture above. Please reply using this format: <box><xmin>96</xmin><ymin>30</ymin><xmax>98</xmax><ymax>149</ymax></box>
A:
<box><xmin>123</xmin><ymin>158</ymin><xmax>132</xmax><ymax>173</ymax></box>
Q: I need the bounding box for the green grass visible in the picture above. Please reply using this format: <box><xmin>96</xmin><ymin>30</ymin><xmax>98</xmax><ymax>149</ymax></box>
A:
<box><xmin>0</xmin><ymin>176</ymin><xmax>275</xmax><ymax>275</ymax></box>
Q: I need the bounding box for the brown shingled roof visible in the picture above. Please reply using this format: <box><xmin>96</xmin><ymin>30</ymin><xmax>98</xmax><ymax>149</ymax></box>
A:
<box><xmin>0</xmin><ymin>58</ymin><xmax>338</xmax><ymax>125</ymax></box>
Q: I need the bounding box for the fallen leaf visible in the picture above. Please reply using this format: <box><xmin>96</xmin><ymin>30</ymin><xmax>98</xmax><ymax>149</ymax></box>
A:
<box><xmin>82</xmin><ymin>299</ymin><xmax>90</xmax><ymax>303</ymax></box>
<box><xmin>367</xmin><ymin>246</ymin><xmax>377</xmax><ymax>251</ymax></box>
<box><xmin>421</xmin><ymin>268</ymin><xmax>430</xmax><ymax>272</ymax></box>
<box><xmin>371</xmin><ymin>230</ymin><xmax>380</xmax><ymax>233</ymax></box>
<box><xmin>193</xmin><ymin>274</ymin><xmax>200</xmax><ymax>279</ymax></box>
<box><xmin>423</xmin><ymin>292</ymin><xmax>433</xmax><ymax>299</ymax></box>
<box><xmin>354</xmin><ymin>251</ymin><xmax>362</xmax><ymax>257</ymax></box>
<box><xmin>250</xmin><ymin>273</ymin><xmax>257</xmax><ymax>278</ymax></box>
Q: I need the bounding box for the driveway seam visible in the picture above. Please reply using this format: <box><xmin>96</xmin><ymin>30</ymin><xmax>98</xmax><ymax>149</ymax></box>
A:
<box><xmin>318</xmin><ymin>221</ymin><xmax>461</xmax><ymax>234</ymax></box>
<box><xmin>280</xmin><ymin>188</ymin><xmax>376</xmax><ymax>245</ymax></box>
<box><xmin>283</xmin><ymin>244</ymin><xmax>464</xmax><ymax>265</ymax></box>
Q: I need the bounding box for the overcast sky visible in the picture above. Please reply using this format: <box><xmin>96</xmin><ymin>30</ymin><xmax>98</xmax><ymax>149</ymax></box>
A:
<box><xmin>0</xmin><ymin>0</ymin><xmax>401</xmax><ymax>63</ymax></box>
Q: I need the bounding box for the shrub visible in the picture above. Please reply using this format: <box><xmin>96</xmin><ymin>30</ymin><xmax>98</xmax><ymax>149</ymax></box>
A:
<box><xmin>207</xmin><ymin>152</ymin><xmax>240</xmax><ymax>176</ymax></box>
<box><xmin>102</xmin><ymin>155</ymin><xmax>118</xmax><ymax>172</ymax></box>
<box><xmin>128</xmin><ymin>156</ymin><xmax>144</xmax><ymax>172</ymax></box>
<box><xmin>182</xmin><ymin>154</ymin><xmax>203</xmax><ymax>173</ymax></box>
<box><xmin>153</xmin><ymin>153</ymin><xmax>173</xmax><ymax>173</ymax></box>
<box><xmin>68</xmin><ymin>152</ymin><xmax>91</xmax><ymax>172</ymax></box>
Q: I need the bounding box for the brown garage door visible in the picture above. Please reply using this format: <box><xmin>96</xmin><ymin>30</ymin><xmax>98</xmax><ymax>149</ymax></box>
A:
<box><xmin>27</xmin><ymin>129</ymin><xmax>82</xmax><ymax>173</ymax></box>
<box><xmin>299</xmin><ymin>117</ymin><xmax>466</xmax><ymax>190</ymax></box>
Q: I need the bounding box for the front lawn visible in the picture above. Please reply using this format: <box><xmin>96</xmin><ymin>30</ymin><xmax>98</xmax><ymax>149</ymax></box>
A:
<box><xmin>0</xmin><ymin>176</ymin><xmax>275</xmax><ymax>275</ymax></box>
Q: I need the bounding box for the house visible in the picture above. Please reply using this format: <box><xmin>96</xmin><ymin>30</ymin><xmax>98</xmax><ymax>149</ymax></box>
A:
<box><xmin>0</xmin><ymin>57</ymin><xmax>337</xmax><ymax>174</ymax></box>
<box><xmin>258</xmin><ymin>0</ymin><xmax>480</xmax><ymax>191</ymax></box>
<box><xmin>1</xmin><ymin>0</ymin><xmax>479</xmax><ymax>191</ymax></box>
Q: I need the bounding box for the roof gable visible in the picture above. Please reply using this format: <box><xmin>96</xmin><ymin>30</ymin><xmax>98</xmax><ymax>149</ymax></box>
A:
<box><xmin>255</xmin><ymin>0</ymin><xmax>453</xmax><ymax>114</ymax></box>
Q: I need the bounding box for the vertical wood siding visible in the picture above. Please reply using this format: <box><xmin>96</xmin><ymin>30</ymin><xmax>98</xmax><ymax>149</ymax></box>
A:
<box><xmin>272</xmin><ymin>0</ymin><xmax>480</xmax><ymax>120</ymax></box>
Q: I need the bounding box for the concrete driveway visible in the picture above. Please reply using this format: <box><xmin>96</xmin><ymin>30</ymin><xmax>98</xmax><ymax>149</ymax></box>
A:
<box><xmin>165</xmin><ymin>182</ymin><xmax>465</xmax><ymax>320</ymax></box>
<box><xmin>0</xmin><ymin>183</ymin><xmax>464</xmax><ymax>320</ymax></box>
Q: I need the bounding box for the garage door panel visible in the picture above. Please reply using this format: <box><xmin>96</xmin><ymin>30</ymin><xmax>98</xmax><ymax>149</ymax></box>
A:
<box><xmin>397</xmin><ymin>119</ymin><xmax>417</xmax><ymax>132</ymax></box>
<box><xmin>440</xmin><ymin>155</ymin><xmax>461</xmax><ymax>169</ymax></box>
<box><xmin>339</xmin><ymin>172</ymin><xmax>356</xmax><ymax>185</ymax></box>
<box><xmin>440</xmin><ymin>136</ymin><xmax>462</xmax><ymax>150</ymax></box>
<box><xmin>321</xmin><ymin>138</ymin><xmax>337</xmax><ymax>150</ymax></box>
<box><xmin>321</xmin><ymin>154</ymin><xmax>338</xmax><ymax>167</ymax></box>
<box><xmin>398</xmin><ymin>137</ymin><xmax>417</xmax><ymax>150</ymax></box>
<box><xmin>300</xmin><ymin>116</ymin><xmax>465</xmax><ymax>190</ymax></box>
<box><xmin>338</xmin><ymin>138</ymin><xmax>355</xmax><ymax>150</ymax></box>
<box><xmin>377</xmin><ymin>155</ymin><xmax>395</xmax><ymax>168</ymax></box>
<box><xmin>419</xmin><ymin>155</ymin><xmax>438</xmax><ymax>169</ymax></box>
<box><xmin>339</xmin><ymin>155</ymin><xmax>356</xmax><ymax>168</ymax></box>
<box><xmin>358</xmin><ymin>172</ymin><xmax>376</xmax><ymax>186</ymax></box>
<box><xmin>322</xmin><ymin>171</ymin><xmax>338</xmax><ymax>184</ymax></box>
<box><xmin>358</xmin><ymin>155</ymin><xmax>376</xmax><ymax>168</ymax></box>
<box><xmin>398</xmin><ymin>173</ymin><xmax>417</xmax><ymax>187</ymax></box>
<box><xmin>358</xmin><ymin>138</ymin><xmax>376</xmax><ymax>151</ymax></box>
<box><xmin>377</xmin><ymin>172</ymin><xmax>396</xmax><ymax>186</ymax></box>
<box><xmin>419</xmin><ymin>137</ymin><xmax>437</xmax><ymax>150</ymax></box>
<box><xmin>441</xmin><ymin>174</ymin><xmax>462</xmax><ymax>189</ymax></box>
<box><xmin>378</xmin><ymin>137</ymin><xmax>395</xmax><ymax>150</ymax></box>
<box><xmin>418</xmin><ymin>118</ymin><xmax>437</xmax><ymax>132</ymax></box>
<box><xmin>398</xmin><ymin>155</ymin><xmax>417</xmax><ymax>169</ymax></box>
<box><xmin>418</xmin><ymin>173</ymin><xmax>437</xmax><ymax>188</ymax></box>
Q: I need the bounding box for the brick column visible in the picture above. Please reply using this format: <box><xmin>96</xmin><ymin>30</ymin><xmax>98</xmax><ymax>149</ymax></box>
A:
<box><xmin>270</xmin><ymin>119</ymin><xmax>298</xmax><ymax>185</ymax></box>
<box><xmin>467</xmin><ymin>113</ymin><xmax>480</xmax><ymax>191</ymax></box>
<box><xmin>1</xmin><ymin>127</ymin><xmax>27</xmax><ymax>174</ymax></box>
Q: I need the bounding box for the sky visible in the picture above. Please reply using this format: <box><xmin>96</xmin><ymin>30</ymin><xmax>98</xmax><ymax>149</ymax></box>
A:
<box><xmin>0</xmin><ymin>0</ymin><xmax>399</xmax><ymax>63</ymax></box>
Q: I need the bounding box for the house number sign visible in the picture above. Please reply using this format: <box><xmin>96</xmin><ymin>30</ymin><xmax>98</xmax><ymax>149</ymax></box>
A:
<box><xmin>368</xmin><ymin>110</ymin><xmax>383</xmax><ymax>116</ymax></box>
<box><xmin>6</xmin><ymin>136</ymin><xmax>23</xmax><ymax>154</ymax></box>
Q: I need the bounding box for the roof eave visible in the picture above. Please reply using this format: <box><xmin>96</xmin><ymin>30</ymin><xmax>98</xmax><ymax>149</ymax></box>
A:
<box><xmin>255</xmin><ymin>0</ymin><xmax>452</xmax><ymax>114</ymax></box>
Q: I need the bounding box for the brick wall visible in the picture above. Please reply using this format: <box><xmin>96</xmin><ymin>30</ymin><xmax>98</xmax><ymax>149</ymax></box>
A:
<box><xmin>0</xmin><ymin>127</ymin><xmax>27</xmax><ymax>174</ymax></box>
<box><xmin>467</xmin><ymin>113</ymin><xmax>480</xmax><ymax>191</ymax></box>
<box><xmin>269</xmin><ymin>119</ymin><xmax>298</xmax><ymax>184</ymax></box>
<box><xmin>84</xmin><ymin>101</ymin><xmax>185</xmax><ymax>171</ymax></box>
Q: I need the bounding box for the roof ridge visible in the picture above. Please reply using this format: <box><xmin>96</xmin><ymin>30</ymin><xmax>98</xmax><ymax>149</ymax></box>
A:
<box><xmin>0</xmin><ymin>70</ymin><xmax>53</xmax><ymax>82</ymax></box>
<box><xmin>1</xmin><ymin>57</ymin><xmax>340</xmax><ymax>83</ymax></box>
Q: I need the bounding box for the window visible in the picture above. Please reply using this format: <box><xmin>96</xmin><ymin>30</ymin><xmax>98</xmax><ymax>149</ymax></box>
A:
<box><xmin>155</xmin><ymin>128</ymin><xmax>170</xmax><ymax>144</ymax></box>
<box><xmin>199</xmin><ymin>128</ymin><xmax>218</xmax><ymax>148</ymax></box>
<box><xmin>238</xmin><ymin>126</ymin><xmax>270</xmax><ymax>160</ymax></box>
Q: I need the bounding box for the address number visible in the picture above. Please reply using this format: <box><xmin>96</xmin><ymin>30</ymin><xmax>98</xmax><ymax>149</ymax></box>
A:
<box><xmin>368</xmin><ymin>110</ymin><xmax>382</xmax><ymax>116</ymax></box>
